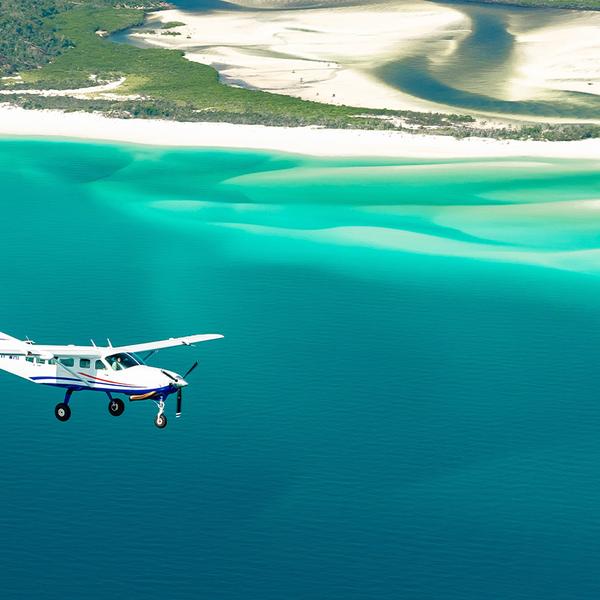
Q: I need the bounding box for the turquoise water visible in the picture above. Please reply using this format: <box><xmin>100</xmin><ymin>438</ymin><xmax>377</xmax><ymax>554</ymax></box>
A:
<box><xmin>2</xmin><ymin>138</ymin><xmax>600</xmax><ymax>598</ymax></box>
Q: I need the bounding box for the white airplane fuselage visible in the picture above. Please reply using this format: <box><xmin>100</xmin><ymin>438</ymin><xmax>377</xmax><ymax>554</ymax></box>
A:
<box><xmin>0</xmin><ymin>351</ymin><xmax>182</xmax><ymax>395</ymax></box>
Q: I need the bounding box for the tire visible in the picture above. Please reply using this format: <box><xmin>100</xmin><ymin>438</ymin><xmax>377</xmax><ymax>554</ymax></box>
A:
<box><xmin>108</xmin><ymin>398</ymin><xmax>125</xmax><ymax>417</ymax></box>
<box><xmin>154</xmin><ymin>413</ymin><xmax>167</xmax><ymax>429</ymax></box>
<box><xmin>55</xmin><ymin>403</ymin><xmax>71</xmax><ymax>422</ymax></box>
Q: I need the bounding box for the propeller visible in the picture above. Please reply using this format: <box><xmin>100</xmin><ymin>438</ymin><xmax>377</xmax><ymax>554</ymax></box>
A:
<box><xmin>177</xmin><ymin>361</ymin><xmax>200</xmax><ymax>418</ymax></box>
<box><xmin>182</xmin><ymin>361</ymin><xmax>199</xmax><ymax>379</ymax></box>
<box><xmin>161</xmin><ymin>361</ymin><xmax>200</xmax><ymax>418</ymax></box>
<box><xmin>176</xmin><ymin>388</ymin><xmax>183</xmax><ymax>419</ymax></box>
<box><xmin>161</xmin><ymin>369</ymin><xmax>178</xmax><ymax>383</ymax></box>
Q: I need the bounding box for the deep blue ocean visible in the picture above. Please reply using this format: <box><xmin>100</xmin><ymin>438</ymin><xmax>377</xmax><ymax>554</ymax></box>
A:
<box><xmin>1</xmin><ymin>138</ymin><xmax>600</xmax><ymax>598</ymax></box>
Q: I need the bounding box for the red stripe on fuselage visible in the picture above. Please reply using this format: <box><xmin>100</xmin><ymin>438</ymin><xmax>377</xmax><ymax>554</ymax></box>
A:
<box><xmin>79</xmin><ymin>372</ymin><xmax>138</xmax><ymax>387</ymax></box>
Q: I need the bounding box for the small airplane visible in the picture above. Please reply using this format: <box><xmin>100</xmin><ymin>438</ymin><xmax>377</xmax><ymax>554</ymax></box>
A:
<box><xmin>0</xmin><ymin>330</ymin><xmax>223</xmax><ymax>428</ymax></box>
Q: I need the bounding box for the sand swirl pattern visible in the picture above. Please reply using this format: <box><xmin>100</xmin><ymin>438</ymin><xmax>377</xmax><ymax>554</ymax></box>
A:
<box><xmin>132</xmin><ymin>0</ymin><xmax>600</xmax><ymax>121</ymax></box>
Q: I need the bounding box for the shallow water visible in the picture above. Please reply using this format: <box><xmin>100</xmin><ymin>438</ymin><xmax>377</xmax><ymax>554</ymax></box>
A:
<box><xmin>1</xmin><ymin>138</ymin><xmax>600</xmax><ymax>599</ymax></box>
<box><xmin>378</xmin><ymin>2</ymin><xmax>600</xmax><ymax>120</ymax></box>
<box><xmin>160</xmin><ymin>0</ymin><xmax>600</xmax><ymax>120</ymax></box>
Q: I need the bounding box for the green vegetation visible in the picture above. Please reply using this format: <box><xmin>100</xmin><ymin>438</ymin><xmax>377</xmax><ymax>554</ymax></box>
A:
<box><xmin>161</xmin><ymin>21</ymin><xmax>185</xmax><ymax>29</ymax></box>
<box><xmin>0</xmin><ymin>0</ymin><xmax>165</xmax><ymax>76</ymax></box>
<box><xmin>0</xmin><ymin>0</ymin><xmax>71</xmax><ymax>75</ymax></box>
<box><xmin>0</xmin><ymin>1</ymin><xmax>598</xmax><ymax>142</ymax></box>
<box><xmin>11</xmin><ymin>93</ymin><xmax>600</xmax><ymax>142</ymax></box>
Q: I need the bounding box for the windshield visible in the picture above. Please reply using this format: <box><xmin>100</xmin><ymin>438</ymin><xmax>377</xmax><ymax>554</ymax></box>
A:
<box><xmin>106</xmin><ymin>353</ymin><xmax>143</xmax><ymax>371</ymax></box>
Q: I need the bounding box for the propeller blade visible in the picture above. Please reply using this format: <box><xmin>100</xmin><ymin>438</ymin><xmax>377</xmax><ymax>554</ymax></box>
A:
<box><xmin>183</xmin><ymin>361</ymin><xmax>199</xmax><ymax>379</ymax></box>
<box><xmin>176</xmin><ymin>388</ymin><xmax>182</xmax><ymax>418</ymax></box>
<box><xmin>161</xmin><ymin>370</ymin><xmax>178</xmax><ymax>383</ymax></box>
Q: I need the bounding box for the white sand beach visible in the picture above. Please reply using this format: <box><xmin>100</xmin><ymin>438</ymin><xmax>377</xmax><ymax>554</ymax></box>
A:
<box><xmin>508</xmin><ymin>13</ymin><xmax>600</xmax><ymax>102</ymax></box>
<box><xmin>135</xmin><ymin>0</ymin><xmax>600</xmax><ymax>120</ymax></box>
<box><xmin>0</xmin><ymin>77</ymin><xmax>125</xmax><ymax>97</ymax></box>
<box><xmin>0</xmin><ymin>77</ymin><xmax>143</xmax><ymax>101</ymax></box>
<box><xmin>0</xmin><ymin>104</ymin><xmax>598</xmax><ymax>159</ymax></box>
<box><xmin>136</xmin><ymin>1</ymin><xmax>467</xmax><ymax>114</ymax></box>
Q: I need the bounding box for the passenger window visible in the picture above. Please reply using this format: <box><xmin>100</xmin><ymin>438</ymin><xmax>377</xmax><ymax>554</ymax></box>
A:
<box><xmin>59</xmin><ymin>358</ymin><xmax>75</xmax><ymax>367</ymax></box>
<box><xmin>26</xmin><ymin>357</ymin><xmax>34</xmax><ymax>363</ymax></box>
<box><xmin>80</xmin><ymin>358</ymin><xmax>91</xmax><ymax>369</ymax></box>
<box><xmin>95</xmin><ymin>360</ymin><xmax>105</xmax><ymax>370</ymax></box>
<box><xmin>36</xmin><ymin>358</ymin><xmax>46</xmax><ymax>364</ymax></box>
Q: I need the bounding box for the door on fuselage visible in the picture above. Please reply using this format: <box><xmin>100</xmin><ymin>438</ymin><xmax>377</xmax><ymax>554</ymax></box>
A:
<box><xmin>84</xmin><ymin>357</ymin><xmax>111</xmax><ymax>386</ymax></box>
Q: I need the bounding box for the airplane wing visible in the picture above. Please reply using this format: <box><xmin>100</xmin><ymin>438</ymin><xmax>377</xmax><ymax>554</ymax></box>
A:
<box><xmin>112</xmin><ymin>334</ymin><xmax>224</xmax><ymax>355</ymax></box>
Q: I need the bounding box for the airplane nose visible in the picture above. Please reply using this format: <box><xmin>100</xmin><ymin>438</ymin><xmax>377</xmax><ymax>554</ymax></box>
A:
<box><xmin>160</xmin><ymin>369</ymin><xmax>188</xmax><ymax>388</ymax></box>
<box><xmin>168</xmin><ymin>372</ymin><xmax>188</xmax><ymax>388</ymax></box>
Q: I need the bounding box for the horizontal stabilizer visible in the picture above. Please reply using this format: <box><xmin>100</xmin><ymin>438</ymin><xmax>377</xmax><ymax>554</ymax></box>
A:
<box><xmin>0</xmin><ymin>331</ymin><xmax>20</xmax><ymax>344</ymax></box>
<box><xmin>0</xmin><ymin>332</ymin><xmax>55</xmax><ymax>359</ymax></box>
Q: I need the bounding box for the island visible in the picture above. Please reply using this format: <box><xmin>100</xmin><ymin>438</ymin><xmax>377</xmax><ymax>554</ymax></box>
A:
<box><xmin>1</xmin><ymin>0</ymin><xmax>599</xmax><ymax>144</ymax></box>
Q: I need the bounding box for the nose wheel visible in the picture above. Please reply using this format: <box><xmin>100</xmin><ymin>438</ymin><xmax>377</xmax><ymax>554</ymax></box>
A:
<box><xmin>154</xmin><ymin>398</ymin><xmax>167</xmax><ymax>429</ymax></box>
<box><xmin>154</xmin><ymin>413</ymin><xmax>167</xmax><ymax>428</ymax></box>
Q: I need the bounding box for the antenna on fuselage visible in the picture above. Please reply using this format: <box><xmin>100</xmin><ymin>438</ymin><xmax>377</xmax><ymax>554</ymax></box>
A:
<box><xmin>91</xmin><ymin>339</ymin><xmax>97</xmax><ymax>348</ymax></box>
<box><xmin>107</xmin><ymin>338</ymin><xmax>113</xmax><ymax>347</ymax></box>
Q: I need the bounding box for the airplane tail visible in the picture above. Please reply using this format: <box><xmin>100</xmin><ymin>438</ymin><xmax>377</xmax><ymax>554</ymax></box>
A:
<box><xmin>0</xmin><ymin>331</ymin><xmax>20</xmax><ymax>340</ymax></box>
<box><xmin>0</xmin><ymin>331</ymin><xmax>22</xmax><ymax>348</ymax></box>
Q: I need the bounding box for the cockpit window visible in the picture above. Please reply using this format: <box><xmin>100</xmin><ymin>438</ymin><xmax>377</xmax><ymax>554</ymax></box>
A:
<box><xmin>106</xmin><ymin>353</ymin><xmax>143</xmax><ymax>371</ymax></box>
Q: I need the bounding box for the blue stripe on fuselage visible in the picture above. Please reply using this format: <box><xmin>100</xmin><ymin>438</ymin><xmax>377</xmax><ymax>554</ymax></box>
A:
<box><xmin>30</xmin><ymin>377</ymin><xmax>173</xmax><ymax>396</ymax></box>
<box><xmin>31</xmin><ymin>376</ymin><xmax>136</xmax><ymax>389</ymax></box>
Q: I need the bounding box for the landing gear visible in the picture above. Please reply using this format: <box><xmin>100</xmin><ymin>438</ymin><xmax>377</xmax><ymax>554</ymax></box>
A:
<box><xmin>55</xmin><ymin>389</ymin><xmax>73</xmax><ymax>422</ymax></box>
<box><xmin>52</xmin><ymin>389</ymin><xmax>175</xmax><ymax>428</ymax></box>
<box><xmin>55</xmin><ymin>402</ymin><xmax>71</xmax><ymax>422</ymax></box>
<box><xmin>108</xmin><ymin>397</ymin><xmax>125</xmax><ymax>417</ymax></box>
<box><xmin>154</xmin><ymin>397</ymin><xmax>167</xmax><ymax>429</ymax></box>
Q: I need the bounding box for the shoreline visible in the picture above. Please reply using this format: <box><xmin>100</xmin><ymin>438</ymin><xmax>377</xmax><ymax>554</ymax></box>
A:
<box><xmin>0</xmin><ymin>105</ymin><xmax>599</xmax><ymax>159</ymax></box>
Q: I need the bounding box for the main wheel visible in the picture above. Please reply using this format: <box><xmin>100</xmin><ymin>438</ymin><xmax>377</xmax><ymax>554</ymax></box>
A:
<box><xmin>108</xmin><ymin>398</ymin><xmax>125</xmax><ymax>417</ymax></box>
<box><xmin>154</xmin><ymin>413</ymin><xmax>167</xmax><ymax>429</ymax></box>
<box><xmin>55</xmin><ymin>403</ymin><xmax>71</xmax><ymax>422</ymax></box>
